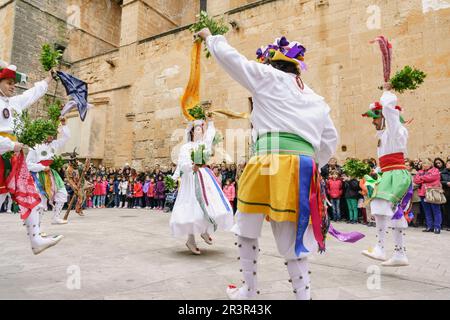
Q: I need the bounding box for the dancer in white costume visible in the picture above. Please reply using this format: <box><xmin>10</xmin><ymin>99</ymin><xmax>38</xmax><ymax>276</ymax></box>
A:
<box><xmin>27</xmin><ymin>119</ymin><xmax>70</xmax><ymax>225</ymax></box>
<box><xmin>170</xmin><ymin>119</ymin><xmax>234</xmax><ymax>255</ymax></box>
<box><xmin>361</xmin><ymin>88</ymin><xmax>412</xmax><ymax>267</ymax></box>
<box><xmin>195</xmin><ymin>28</ymin><xmax>363</xmax><ymax>300</ymax></box>
<box><xmin>0</xmin><ymin>61</ymin><xmax>63</xmax><ymax>254</ymax></box>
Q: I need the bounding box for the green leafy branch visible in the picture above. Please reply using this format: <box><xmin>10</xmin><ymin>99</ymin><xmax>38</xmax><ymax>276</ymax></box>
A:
<box><xmin>387</xmin><ymin>66</ymin><xmax>427</xmax><ymax>94</ymax></box>
<box><xmin>40</xmin><ymin>44</ymin><xmax>63</xmax><ymax>72</ymax></box>
<box><xmin>342</xmin><ymin>159</ymin><xmax>371</xmax><ymax>179</ymax></box>
<box><xmin>190</xmin><ymin>11</ymin><xmax>229</xmax><ymax>58</ymax></box>
<box><xmin>164</xmin><ymin>175</ymin><xmax>176</xmax><ymax>192</ymax></box>
<box><xmin>188</xmin><ymin>104</ymin><xmax>206</xmax><ymax>120</ymax></box>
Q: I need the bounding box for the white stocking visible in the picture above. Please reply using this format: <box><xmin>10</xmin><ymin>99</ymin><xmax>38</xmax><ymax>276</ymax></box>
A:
<box><xmin>52</xmin><ymin>202</ymin><xmax>65</xmax><ymax>221</ymax></box>
<box><xmin>392</xmin><ymin>227</ymin><xmax>407</xmax><ymax>259</ymax></box>
<box><xmin>286</xmin><ymin>258</ymin><xmax>311</xmax><ymax>300</ymax></box>
<box><xmin>374</xmin><ymin>215</ymin><xmax>389</xmax><ymax>255</ymax></box>
<box><xmin>236</xmin><ymin>236</ymin><xmax>259</xmax><ymax>298</ymax></box>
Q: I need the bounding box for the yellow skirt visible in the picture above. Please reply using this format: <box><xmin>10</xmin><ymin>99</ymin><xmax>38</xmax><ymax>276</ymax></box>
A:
<box><xmin>237</xmin><ymin>154</ymin><xmax>300</xmax><ymax>223</ymax></box>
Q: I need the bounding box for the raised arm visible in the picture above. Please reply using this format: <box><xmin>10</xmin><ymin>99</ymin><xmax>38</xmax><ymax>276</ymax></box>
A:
<box><xmin>50</xmin><ymin>125</ymin><xmax>71</xmax><ymax>150</ymax></box>
<box><xmin>203</xmin><ymin>121</ymin><xmax>216</xmax><ymax>152</ymax></box>
<box><xmin>205</xmin><ymin>35</ymin><xmax>270</xmax><ymax>93</ymax></box>
<box><xmin>9</xmin><ymin>79</ymin><xmax>50</xmax><ymax>113</ymax></box>
<box><xmin>380</xmin><ymin>91</ymin><xmax>402</xmax><ymax>135</ymax></box>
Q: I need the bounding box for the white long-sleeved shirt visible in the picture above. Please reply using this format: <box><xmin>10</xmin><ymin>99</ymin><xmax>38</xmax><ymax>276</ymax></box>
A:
<box><xmin>0</xmin><ymin>80</ymin><xmax>49</xmax><ymax>154</ymax></box>
<box><xmin>376</xmin><ymin>91</ymin><xmax>408</xmax><ymax>158</ymax></box>
<box><xmin>26</xmin><ymin>125</ymin><xmax>71</xmax><ymax>173</ymax></box>
<box><xmin>205</xmin><ymin>35</ymin><xmax>338</xmax><ymax>168</ymax></box>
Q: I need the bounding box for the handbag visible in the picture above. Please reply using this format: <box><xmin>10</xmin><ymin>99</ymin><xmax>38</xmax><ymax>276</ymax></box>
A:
<box><xmin>425</xmin><ymin>187</ymin><xmax>447</xmax><ymax>204</ymax></box>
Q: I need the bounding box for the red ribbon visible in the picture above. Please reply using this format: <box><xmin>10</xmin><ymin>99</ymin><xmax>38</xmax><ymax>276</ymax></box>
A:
<box><xmin>6</xmin><ymin>152</ymin><xmax>41</xmax><ymax>220</ymax></box>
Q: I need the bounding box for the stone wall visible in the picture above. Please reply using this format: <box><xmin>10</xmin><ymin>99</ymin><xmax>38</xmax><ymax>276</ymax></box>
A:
<box><xmin>4</xmin><ymin>0</ymin><xmax>449</xmax><ymax>168</ymax></box>
<box><xmin>0</xmin><ymin>0</ymin><xmax>15</xmax><ymax>63</ymax></box>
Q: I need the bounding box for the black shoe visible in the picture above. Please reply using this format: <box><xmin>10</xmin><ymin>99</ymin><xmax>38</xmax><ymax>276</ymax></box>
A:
<box><xmin>422</xmin><ymin>228</ymin><xmax>433</xmax><ymax>232</ymax></box>
<box><xmin>434</xmin><ymin>229</ymin><xmax>441</xmax><ymax>234</ymax></box>
<box><xmin>446</xmin><ymin>228</ymin><xmax>450</xmax><ymax>232</ymax></box>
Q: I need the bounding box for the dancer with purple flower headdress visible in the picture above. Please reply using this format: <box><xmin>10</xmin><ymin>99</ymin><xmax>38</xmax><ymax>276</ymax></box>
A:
<box><xmin>195</xmin><ymin>28</ymin><xmax>364</xmax><ymax>300</ymax></box>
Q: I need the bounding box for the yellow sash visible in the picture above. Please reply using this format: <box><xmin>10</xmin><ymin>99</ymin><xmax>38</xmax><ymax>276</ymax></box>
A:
<box><xmin>0</xmin><ymin>132</ymin><xmax>18</xmax><ymax>142</ymax></box>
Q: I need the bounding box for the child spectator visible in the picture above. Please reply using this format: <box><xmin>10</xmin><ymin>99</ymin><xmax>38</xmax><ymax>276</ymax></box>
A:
<box><xmin>155</xmin><ymin>175</ymin><xmax>166</xmax><ymax>210</ymax></box>
<box><xmin>147</xmin><ymin>177</ymin><xmax>156</xmax><ymax>209</ymax></box>
<box><xmin>118</xmin><ymin>176</ymin><xmax>128</xmax><ymax>208</ymax></box>
<box><xmin>343</xmin><ymin>174</ymin><xmax>361</xmax><ymax>224</ymax></box>
<box><xmin>127</xmin><ymin>177</ymin><xmax>134</xmax><ymax>209</ymax></box>
<box><xmin>93</xmin><ymin>176</ymin><xmax>102</xmax><ymax>209</ymax></box>
<box><xmin>100</xmin><ymin>176</ymin><xmax>108</xmax><ymax>208</ymax></box>
<box><xmin>133</xmin><ymin>178</ymin><xmax>144</xmax><ymax>209</ymax></box>
<box><xmin>143</xmin><ymin>176</ymin><xmax>151</xmax><ymax>209</ymax></box>
<box><xmin>326</xmin><ymin>171</ymin><xmax>343</xmax><ymax>221</ymax></box>
<box><xmin>222</xmin><ymin>179</ymin><xmax>236</xmax><ymax>213</ymax></box>
<box><xmin>113</xmin><ymin>177</ymin><xmax>120</xmax><ymax>208</ymax></box>
<box><xmin>107</xmin><ymin>177</ymin><xmax>115</xmax><ymax>208</ymax></box>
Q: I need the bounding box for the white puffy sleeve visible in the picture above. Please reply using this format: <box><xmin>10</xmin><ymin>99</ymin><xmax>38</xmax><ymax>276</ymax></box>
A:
<box><xmin>177</xmin><ymin>143</ymin><xmax>193</xmax><ymax>175</ymax></box>
<box><xmin>26</xmin><ymin>148</ymin><xmax>46</xmax><ymax>173</ymax></box>
<box><xmin>380</xmin><ymin>91</ymin><xmax>401</xmax><ymax>135</ymax></box>
<box><xmin>0</xmin><ymin>136</ymin><xmax>15</xmax><ymax>154</ymax></box>
<box><xmin>50</xmin><ymin>125</ymin><xmax>71</xmax><ymax>150</ymax></box>
<box><xmin>206</xmin><ymin>35</ymin><xmax>270</xmax><ymax>93</ymax></box>
<box><xmin>317</xmin><ymin>106</ymin><xmax>338</xmax><ymax>169</ymax></box>
<box><xmin>203</xmin><ymin>121</ymin><xmax>216</xmax><ymax>152</ymax></box>
<box><xmin>9</xmin><ymin>80</ymin><xmax>49</xmax><ymax>113</ymax></box>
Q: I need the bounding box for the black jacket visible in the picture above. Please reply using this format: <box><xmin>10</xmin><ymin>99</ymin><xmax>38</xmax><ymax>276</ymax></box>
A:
<box><xmin>441</xmin><ymin>168</ymin><xmax>450</xmax><ymax>190</ymax></box>
<box><xmin>344</xmin><ymin>179</ymin><xmax>361</xmax><ymax>199</ymax></box>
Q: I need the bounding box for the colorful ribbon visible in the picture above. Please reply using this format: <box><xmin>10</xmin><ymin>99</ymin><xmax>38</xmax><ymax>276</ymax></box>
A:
<box><xmin>309</xmin><ymin>161</ymin><xmax>325</xmax><ymax>251</ymax></box>
<box><xmin>328</xmin><ymin>224</ymin><xmax>365</xmax><ymax>243</ymax></box>
<box><xmin>296</xmin><ymin>155</ymin><xmax>313</xmax><ymax>256</ymax></box>
<box><xmin>194</xmin><ymin>171</ymin><xmax>217</xmax><ymax>231</ymax></box>
<box><xmin>204</xmin><ymin>167</ymin><xmax>232</xmax><ymax>213</ymax></box>
<box><xmin>392</xmin><ymin>183</ymin><xmax>413</xmax><ymax>221</ymax></box>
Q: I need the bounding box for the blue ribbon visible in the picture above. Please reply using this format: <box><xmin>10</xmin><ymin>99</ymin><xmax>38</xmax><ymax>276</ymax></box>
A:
<box><xmin>296</xmin><ymin>155</ymin><xmax>313</xmax><ymax>256</ymax></box>
<box><xmin>204</xmin><ymin>168</ymin><xmax>232</xmax><ymax>213</ymax></box>
<box><xmin>31</xmin><ymin>172</ymin><xmax>46</xmax><ymax>197</ymax></box>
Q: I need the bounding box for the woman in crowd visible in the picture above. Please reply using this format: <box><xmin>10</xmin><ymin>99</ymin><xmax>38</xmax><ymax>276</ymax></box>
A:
<box><xmin>414</xmin><ymin>158</ymin><xmax>443</xmax><ymax>234</ymax></box>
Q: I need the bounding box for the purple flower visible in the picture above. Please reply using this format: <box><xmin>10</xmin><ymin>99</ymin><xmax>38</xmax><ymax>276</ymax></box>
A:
<box><xmin>278</xmin><ymin>36</ymin><xmax>290</xmax><ymax>47</ymax></box>
<box><xmin>256</xmin><ymin>48</ymin><xmax>263</xmax><ymax>58</ymax></box>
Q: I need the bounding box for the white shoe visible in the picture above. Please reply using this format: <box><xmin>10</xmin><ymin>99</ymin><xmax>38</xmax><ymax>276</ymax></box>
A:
<box><xmin>186</xmin><ymin>241</ymin><xmax>201</xmax><ymax>255</ymax></box>
<box><xmin>51</xmin><ymin>218</ymin><xmax>68</xmax><ymax>225</ymax></box>
<box><xmin>6</xmin><ymin>210</ymin><xmax>12</xmax><ymax>214</ymax></box>
<box><xmin>361</xmin><ymin>247</ymin><xmax>387</xmax><ymax>261</ymax></box>
<box><xmin>381</xmin><ymin>256</ymin><xmax>409</xmax><ymax>267</ymax></box>
<box><xmin>32</xmin><ymin>235</ymin><xmax>64</xmax><ymax>255</ymax></box>
<box><xmin>226</xmin><ymin>285</ymin><xmax>253</xmax><ymax>300</ymax></box>
<box><xmin>201</xmin><ymin>233</ymin><xmax>213</xmax><ymax>245</ymax></box>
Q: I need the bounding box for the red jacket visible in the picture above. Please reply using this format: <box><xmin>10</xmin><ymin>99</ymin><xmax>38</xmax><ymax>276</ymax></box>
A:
<box><xmin>93</xmin><ymin>182</ymin><xmax>103</xmax><ymax>196</ymax></box>
<box><xmin>147</xmin><ymin>182</ymin><xmax>155</xmax><ymax>197</ymax></box>
<box><xmin>413</xmin><ymin>167</ymin><xmax>442</xmax><ymax>197</ymax></box>
<box><xmin>133</xmin><ymin>182</ymin><xmax>143</xmax><ymax>197</ymax></box>
<box><xmin>222</xmin><ymin>184</ymin><xmax>236</xmax><ymax>202</ymax></box>
<box><xmin>326</xmin><ymin>178</ymin><xmax>343</xmax><ymax>199</ymax></box>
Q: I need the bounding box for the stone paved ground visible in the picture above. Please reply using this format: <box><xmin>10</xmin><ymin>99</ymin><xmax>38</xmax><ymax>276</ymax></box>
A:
<box><xmin>1</xmin><ymin>209</ymin><xmax>449</xmax><ymax>300</ymax></box>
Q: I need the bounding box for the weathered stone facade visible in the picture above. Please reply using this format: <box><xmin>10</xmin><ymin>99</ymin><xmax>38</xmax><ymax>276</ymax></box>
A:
<box><xmin>1</xmin><ymin>0</ymin><xmax>450</xmax><ymax>169</ymax></box>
